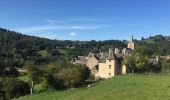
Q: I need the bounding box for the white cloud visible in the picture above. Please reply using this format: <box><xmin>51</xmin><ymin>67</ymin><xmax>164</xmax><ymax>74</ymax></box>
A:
<box><xmin>69</xmin><ymin>32</ymin><xmax>76</xmax><ymax>36</ymax></box>
<box><xmin>27</xmin><ymin>32</ymin><xmax>65</xmax><ymax>40</ymax></box>
<box><xmin>16</xmin><ymin>25</ymin><xmax>105</xmax><ymax>33</ymax></box>
<box><xmin>44</xmin><ymin>18</ymin><xmax>104</xmax><ymax>24</ymax></box>
<box><xmin>44</xmin><ymin>19</ymin><xmax>65</xmax><ymax>24</ymax></box>
<box><xmin>72</xmin><ymin>25</ymin><xmax>105</xmax><ymax>30</ymax></box>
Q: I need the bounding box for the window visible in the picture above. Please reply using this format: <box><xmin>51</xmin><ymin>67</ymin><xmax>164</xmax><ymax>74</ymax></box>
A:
<box><xmin>109</xmin><ymin>60</ymin><xmax>111</xmax><ymax>62</ymax></box>
<box><xmin>109</xmin><ymin>73</ymin><xmax>111</xmax><ymax>76</ymax></box>
<box><xmin>109</xmin><ymin>65</ymin><xmax>111</xmax><ymax>69</ymax></box>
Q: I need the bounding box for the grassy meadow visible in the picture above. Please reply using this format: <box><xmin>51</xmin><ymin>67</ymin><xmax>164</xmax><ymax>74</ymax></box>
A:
<box><xmin>16</xmin><ymin>74</ymin><xmax>170</xmax><ymax>100</ymax></box>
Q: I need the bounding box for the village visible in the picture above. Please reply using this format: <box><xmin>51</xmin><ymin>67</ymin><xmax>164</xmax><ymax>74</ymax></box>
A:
<box><xmin>72</xmin><ymin>36</ymin><xmax>161</xmax><ymax>79</ymax></box>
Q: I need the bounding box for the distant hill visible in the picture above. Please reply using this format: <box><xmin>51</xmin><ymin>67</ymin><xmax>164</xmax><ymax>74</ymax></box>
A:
<box><xmin>0</xmin><ymin>27</ymin><xmax>170</xmax><ymax>68</ymax></box>
<box><xmin>136</xmin><ymin>35</ymin><xmax>170</xmax><ymax>56</ymax></box>
<box><xmin>0</xmin><ymin>28</ymin><xmax>61</xmax><ymax>68</ymax></box>
<box><xmin>0</xmin><ymin>28</ymin><xmax>126</xmax><ymax>68</ymax></box>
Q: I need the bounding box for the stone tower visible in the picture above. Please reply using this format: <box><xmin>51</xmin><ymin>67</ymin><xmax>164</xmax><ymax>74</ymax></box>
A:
<box><xmin>128</xmin><ymin>35</ymin><xmax>135</xmax><ymax>50</ymax></box>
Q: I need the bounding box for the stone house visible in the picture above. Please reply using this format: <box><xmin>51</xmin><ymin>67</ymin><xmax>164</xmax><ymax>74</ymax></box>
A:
<box><xmin>72</xmin><ymin>53</ymin><xmax>99</xmax><ymax>74</ymax></box>
<box><xmin>148</xmin><ymin>56</ymin><xmax>161</xmax><ymax>72</ymax></box>
<box><xmin>95</xmin><ymin>49</ymin><xmax>126</xmax><ymax>79</ymax></box>
<box><xmin>72</xmin><ymin>36</ymin><xmax>134</xmax><ymax>79</ymax></box>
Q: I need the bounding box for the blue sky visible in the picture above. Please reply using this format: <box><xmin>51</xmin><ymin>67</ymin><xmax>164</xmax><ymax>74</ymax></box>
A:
<box><xmin>0</xmin><ymin>0</ymin><xmax>170</xmax><ymax>40</ymax></box>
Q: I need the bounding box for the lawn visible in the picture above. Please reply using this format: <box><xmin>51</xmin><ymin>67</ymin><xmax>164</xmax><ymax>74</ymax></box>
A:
<box><xmin>16</xmin><ymin>74</ymin><xmax>170</xmax><ymax>100</ymax></box>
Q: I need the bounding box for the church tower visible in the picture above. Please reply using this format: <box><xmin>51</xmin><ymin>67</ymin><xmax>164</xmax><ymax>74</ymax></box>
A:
<box><xmin>128</xmin><ymin>35</ymin><xmax>135</xmax><ymax>50</ymax></box>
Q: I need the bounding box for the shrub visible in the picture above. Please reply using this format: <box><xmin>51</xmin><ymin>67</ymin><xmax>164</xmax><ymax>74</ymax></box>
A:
<box><xmin>46</xmin><ymin>74</ymin><xmax>64</xmax><ymax>90</ymax></box>
<box><xmin>27</xmin><ymin>65</ymin><xmax>44</xmax><ymax>84</ymax></box>
<box><xmin>0</xmin><ymin>90</ymin><xmax>6</xmax><ymax>100</ymax></box>
<box><xmin>47</xmin><ymin>64</ymin><xmax>90</xmax><ymax>89</ymax></box>
<box><xmin>161</xmin><ymin>60</ymin><xmax>170</xmax><ymax>73</ymax></box>
<box><xmin>4</xmin><ymin>67</ymin><xmax>20</xmax><ymax>77</ymax></box>
<box><xmin>0</xmin><ymin>77</ymin><xmax>30</xmax><ymax>99</ymax></box>
<box><xmin>55</xmin><ymin>65</ymin><xmax>90</xmax><ymax>88</ymax></box>
<box><xmin>88</xmin><ymin>74</ymin><xmax>95</xmax><ymax>81</ymax></box>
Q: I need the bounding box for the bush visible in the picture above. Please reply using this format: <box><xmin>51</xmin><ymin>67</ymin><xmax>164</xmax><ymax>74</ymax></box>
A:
<box><xmin>47</xmin><ymin>64</ymin><xmax>90</xmax><ymax>89</ymax></box>
<box><xmin>0</xmin><ymin>77</ymin><xmax>30</xmax><ymax>99</ymax></box>
<box><xmin>46</xmin><ymin>74</ymin><xmax>64</xmax><ymax>90</ymax></box>
<box><xmin>27</xmin><ymin>65</ymin><xmax>44</xmax><ymax>84</ymax></box>
<box><xmin>88</xmin><ymin>74</ymin><xmax>95</xmax><ymax>81</ymax></box>
<box><xmin>4</xmin><ymin>67</ymin><xmax>20</xmax><ymax>77</ymax></box>
<box><xmin>161</xmin><ymin>60</ymin><xmax>170</xmax><ymax>73</ymax></box>
<box><xmin>0</xmin><ymin>90</ymin><xmax>6</xmax><ymax>100</ymax></box>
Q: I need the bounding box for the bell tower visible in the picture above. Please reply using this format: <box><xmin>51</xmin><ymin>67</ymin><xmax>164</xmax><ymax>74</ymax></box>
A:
<box><xmin>128</xmin><ymin>35</ymin><xmax>135</xmax><ymax>50</ymax></box>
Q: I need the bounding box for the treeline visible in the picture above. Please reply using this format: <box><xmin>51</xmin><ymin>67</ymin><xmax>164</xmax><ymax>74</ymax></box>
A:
<box><xmin>136</xmin><ymin>35</ymin><xmax>170</xmax><ymax>57</ymax></box>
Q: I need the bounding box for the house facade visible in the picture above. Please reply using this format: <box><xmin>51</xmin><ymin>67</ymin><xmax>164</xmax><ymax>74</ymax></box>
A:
<box><xmin>95</xmin><ymin>49</ymin><xmax>119</xmax><ymax>78</ymax></box>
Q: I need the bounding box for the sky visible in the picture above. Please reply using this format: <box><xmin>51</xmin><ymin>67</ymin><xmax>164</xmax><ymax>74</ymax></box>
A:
<box><xmin>0</xmin><ymin>0</ymin><xmax>170</xmax><ymax>40</ymax></box>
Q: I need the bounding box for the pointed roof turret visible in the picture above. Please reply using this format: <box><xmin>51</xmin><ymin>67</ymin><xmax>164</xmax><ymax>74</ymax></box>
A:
<box><xmin>106</xmin><ymin>48</ymin><xmax>117</xmax><ymax>60</ymax></box>
<box><xmin>130</xmin><ymin>34</ymin><xmax>134</xmax><ymax>42</ymax></box>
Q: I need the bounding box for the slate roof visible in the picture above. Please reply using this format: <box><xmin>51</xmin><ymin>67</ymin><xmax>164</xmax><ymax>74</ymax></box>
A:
<box><xmin>106</xmin><ymin>51</ymin><xmax>117</xmax><ymax>60</ymax></box>
<box><xmin>73</xmin><ymin>48</ymin><xmax>123</xmax><ymax>64</ymax></box>
<box><xmin>99</xmin><ymin>49</ymin><xmax>118</xmax><ymax>63</ymax></box>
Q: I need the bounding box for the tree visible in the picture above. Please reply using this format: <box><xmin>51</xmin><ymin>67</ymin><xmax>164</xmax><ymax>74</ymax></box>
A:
<box><xmin>4</xmin><ymin>67</ymin><xmax>19</xmax><ymax>77</ymax></box>
<box><xmin>134</xmin><ymin>53</ymin><xmax>148</xmax><ymax>72</ymax></box>
<box><xmin>45</xmin><ymin>58</ymin><xmax>90</xmax><ymax>89</ymax></box>
<box><xmin>55</xmin><ymin>65</ymin><xmax>90</xmax><ymax>88</ymax></box>
<box><xmin>0</xmin><ymin>90</ymin><xmax>6</xmax><ymax>100</ymax></box>
<box><xmin>123</xmin><ymin>52</ymin><xmax>148</xmax><ymax>73</ymax></box>
<box><xmin>123</xmin><ymin>55</ymin><xmax>136</xmax><ymax>74</ymax></box>
<box><xmin>0</xmin><ymin>77</ymin><xmax>30</xmax><ymax>99</ymax></box>
<box><xmin>26</xmin><ymin>63</ymin><xmax>44</xmax><ymax>94</ymax></box>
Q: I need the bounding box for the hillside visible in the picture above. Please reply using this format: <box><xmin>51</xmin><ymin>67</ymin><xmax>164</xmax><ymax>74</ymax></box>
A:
<box><xmin>17</xmin><ymin>74</ymin><xmax>170</xmax><ymax>100</ymax></box>
<box><xmin>0</xmin><ymin>28</ymin><xmax>127</xmax><ymax>69</ymax></box>
<box><xmin>1</xmin><ymin>27</ymin><xmax>170</xmax><ymax>68</ymax></box>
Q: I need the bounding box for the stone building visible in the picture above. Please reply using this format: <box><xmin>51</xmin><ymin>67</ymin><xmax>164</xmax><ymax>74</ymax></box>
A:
<box><xmin>128</xmin><ymin>35</ymin><xmax>135</xmax><ymax>50</ymax></box>
<box><xmin>122</xmin><ymin>35</ymin><xmax>135</xmax><ymax>56</ymax></box>
<box><xmin>148</xmin><ymin>56</ymin><xmax>161</xmax><ymax>72</ymax></box>
<box><xmin>72</xmin><ymin>36</ymin><xmax>134</xmax><ymax>79</ymax></box>
<box><xmin>95</xmin><ymin>48</ymin><xmax>124</xmax><ymax>79</ymax></box>
<box><xmin>160</xmin><ymin>55</ymin><xmax>170</xmax><ymax>60</ymax></box>
<box><xmin>72</xmin><ymin>53</ymin><xmax>99</xmax><ymax>74</ymax></box>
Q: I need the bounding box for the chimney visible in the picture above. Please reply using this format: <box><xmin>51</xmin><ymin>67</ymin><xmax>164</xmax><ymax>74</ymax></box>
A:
<box><xmin>130</xmin><ymin>34</ymin><xmax>133</xmax><ymax>42</ymax></box>
<box><xmin>156</xmin><ymin>56</ymin><xmax>159</xmax><ymax>62</ymax></box>
<box><xmin>109</xmin><ymin>48</ymin><xmax>112</xmax><ymax>54</ymax></box>
<box><xmin>114</xmin><ymin>48</ymin><xmax>119</xmax><ymax>54</ymax></box>
<box><xmin>100</xmin><ymin>52</ymin><xmax>104</xmax><ymax>59</ymax></box>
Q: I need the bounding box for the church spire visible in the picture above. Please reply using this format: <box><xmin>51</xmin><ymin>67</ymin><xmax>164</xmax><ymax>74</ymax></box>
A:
<box><xmin>128</xmin><ymin>35</ymin><xmax>135</xmax><ymax>50</ymax></box>
<box><xmin>130</xmin><ymin>34</ymin><xmax>133</xmax><ymax>42</ymax></box>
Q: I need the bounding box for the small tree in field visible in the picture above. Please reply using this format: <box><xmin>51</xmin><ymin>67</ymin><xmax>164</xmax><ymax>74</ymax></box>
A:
<box><xmin>134</xmin><ymin>53</ymin><xmax>148</xmax><ymax>72</ymax></box>
<box><xmin>26</xmin><ymin>63</ymin><xmax>44</xmax><ymax>94</ymax></box>
<box><xmin>123</xmin><ymin>52</ymin><xmax>148</xmax><ymax>74</ymax></box>
<box><xmin>123</xmin><ymin>55</ymin><xmax>136</xmax><ymax>74</ymax></box>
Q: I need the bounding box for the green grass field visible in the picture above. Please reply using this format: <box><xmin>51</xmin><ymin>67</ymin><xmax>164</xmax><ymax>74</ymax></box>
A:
<box><xmin>17</xmin><ymin>74</ymin><xmax>170</xmax><ymax>100</ymax></box>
